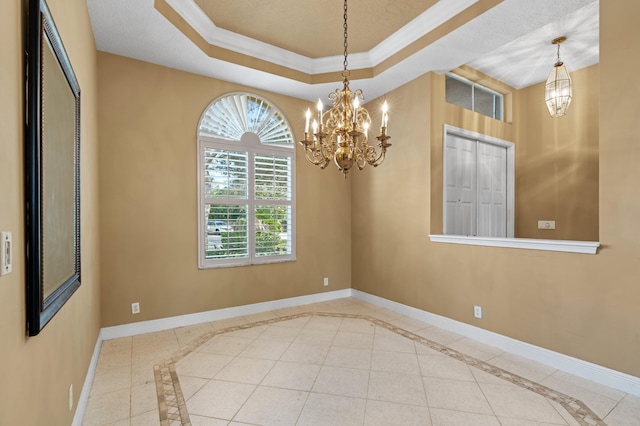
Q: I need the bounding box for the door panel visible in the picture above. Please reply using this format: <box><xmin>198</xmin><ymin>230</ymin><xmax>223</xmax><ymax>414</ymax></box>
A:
<box><xmin>477</xmin><ymin>142</ymin><xmax>507</xmax><ymax>237</ymax></box>
<box><xmin>444</xmin><ymin>134</ymin><xmax>476</xmax><ymax>236</ymax></box>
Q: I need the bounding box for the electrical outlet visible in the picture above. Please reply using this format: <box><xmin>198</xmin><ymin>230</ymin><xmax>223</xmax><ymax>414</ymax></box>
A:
<box><xmin>1</xmin><ymin>232</ymin><xmax>12</xmax><ymax>276</ymax></box>
<box><xmin>131</xmin><ymin>302</ymin><xmax>140</xmax><ymax>314</ymax></box>
<box><xmin>68</xmin><ymin>384</ymin><xmax>73</xmax><ymax>411</ymax></box>
<box><xmin>474</xmin><ymin>305</ymin><xmax>483</xmax><ymax>319</ymax></box>
<box><xmin>323</xmin><ymin>277</ymin><xmax>329</xmax><ymax>286</ymax></box>
<box><xmin>537</xmin><ymin>220</ymin><xmax>556</xmax><ymax>230</ymax></box>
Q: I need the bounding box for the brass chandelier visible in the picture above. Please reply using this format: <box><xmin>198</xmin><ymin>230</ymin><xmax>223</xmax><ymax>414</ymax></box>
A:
<box><xmin>299</xmin><ymin>0</ymin><xmax>391</xmax><ymax>177</ymax></box>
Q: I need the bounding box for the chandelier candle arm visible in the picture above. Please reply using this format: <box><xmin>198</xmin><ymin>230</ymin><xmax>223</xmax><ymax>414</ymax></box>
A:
<box><xmin>297</xmin><ymin>0</ymin><xmax>393</xmax><ymax>177</ymax></box>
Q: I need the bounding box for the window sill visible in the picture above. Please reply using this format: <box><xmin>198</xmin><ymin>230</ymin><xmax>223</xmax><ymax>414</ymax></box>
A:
<box><xmin>428</xmin><ymin>235</ymin><xmax>599</xmax><ymax>255</ymax></box>
<box><xmin>199</xmin><ymin>256</ymin><xmax>297</xmax><ymax>269</ymax></box>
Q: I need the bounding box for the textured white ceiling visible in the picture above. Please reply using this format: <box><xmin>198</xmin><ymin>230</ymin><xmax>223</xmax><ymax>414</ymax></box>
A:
<box><xmin>87</xmin><ymin>0</ymin><xmax>599</xmax><ymax>101</ymax></box>
<box><xmin>467</xmin><ymin>1</ymin><xmax>599</xmax><ymax>89</ymax></box>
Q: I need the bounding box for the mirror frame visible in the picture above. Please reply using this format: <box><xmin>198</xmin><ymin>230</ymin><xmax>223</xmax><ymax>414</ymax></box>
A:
<box><xmin>25</xmin><ymin>0</ymin><xmax>81</xmax><ymax>336</ymax></box>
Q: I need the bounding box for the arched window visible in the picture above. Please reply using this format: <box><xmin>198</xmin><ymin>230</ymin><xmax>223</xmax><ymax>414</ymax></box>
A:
<box><xmin>197</xmin><ymin>93</ymin><xmax>295</xmax><ymax>268</ymax></box>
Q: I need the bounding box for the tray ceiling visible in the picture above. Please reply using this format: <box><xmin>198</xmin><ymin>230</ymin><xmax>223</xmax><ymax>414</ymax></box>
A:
<box><xmin>87</xmin><ymin>0</ymin><xmax>598</xmax><ymax>102</ymax></box>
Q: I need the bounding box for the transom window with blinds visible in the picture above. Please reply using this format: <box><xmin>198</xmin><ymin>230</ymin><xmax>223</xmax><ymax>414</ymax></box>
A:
<box><xmin>197</xmin><ymin>93</ymin><xmax>296</xmax><ymax>268</ymax></box>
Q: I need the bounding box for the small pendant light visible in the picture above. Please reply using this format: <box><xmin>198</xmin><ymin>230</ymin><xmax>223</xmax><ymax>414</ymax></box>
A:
<box><xmin>545</xmin><ymin>36</ymin><xmax>572</xmax><ymax>118</ymax></box>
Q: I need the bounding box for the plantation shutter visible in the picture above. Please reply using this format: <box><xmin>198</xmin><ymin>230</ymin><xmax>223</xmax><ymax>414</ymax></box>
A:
<box><xmin>198</xmin><ymin>93</ymin><xmax>296</xmax><ymax>269</ymax></box>
<box><xmin>203</xmin><ymin>148</ymin><xmax>249</xmax><ymax>261</ymax></box>
<box><xmin>254</xmin><ymin>154</ymin><xmax>293</xmax><ymax>257</ymax></box>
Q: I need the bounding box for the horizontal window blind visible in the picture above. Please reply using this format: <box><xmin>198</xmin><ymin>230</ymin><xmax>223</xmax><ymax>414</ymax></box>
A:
<box><xmin>204</xmin><ymin>203</ymin><xmax>249</xmax><ymax>260</ymax></box>
<box><xmin>255</xmin><ymin>205</ymin><xmax>292</xmax><ymax>257</ymax></box>
<box><xmin>255</xmin><ymin>154</ymin><xmax>292</xmax><ymax>201</ymax></box>
<box><xmin>203</xmin><ymin>148</ymin><xmax>248</xmax><ymax>199</ymax></box>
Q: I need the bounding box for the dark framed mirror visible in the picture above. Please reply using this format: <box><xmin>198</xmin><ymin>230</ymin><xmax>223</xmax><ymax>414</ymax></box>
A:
<box><xmin>26</xmin><ymin>0</ymin><xmax>81</xmax><ymax>336</ymax></box>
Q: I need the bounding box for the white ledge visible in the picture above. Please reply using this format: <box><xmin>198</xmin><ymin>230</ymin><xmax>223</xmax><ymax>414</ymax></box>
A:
<box><xmin>429</xmin><ymin>235</ymin><xmax>599</xmax><ymax>254</ymax></box>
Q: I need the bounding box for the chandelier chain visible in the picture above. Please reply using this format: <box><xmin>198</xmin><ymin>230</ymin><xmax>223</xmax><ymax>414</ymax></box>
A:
<box><xmin>343</xmin><ymin>0</ymin><xmax>348</xmax><ymax>72</ymax></box>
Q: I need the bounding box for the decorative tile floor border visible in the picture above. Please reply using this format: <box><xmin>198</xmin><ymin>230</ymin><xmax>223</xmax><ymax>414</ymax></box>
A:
<box><xmin>154</xmin><ymin>312</ymin><xmax>606</xmax><ymax>426</ymax></box>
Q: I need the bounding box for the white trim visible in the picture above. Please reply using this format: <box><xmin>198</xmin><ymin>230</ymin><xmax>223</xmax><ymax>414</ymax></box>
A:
<box><xmin>101</xmin><ymin>289</ymin><xmax>350</xmax><ymax>340</ymax></box>
<box><xmin>166</xmin><ymin>0</ymin><xmax>479</xmax><ymax>75</ymax></box>
<box><xmin>166</xmin><ymin>0</ymin><xmax>313</xmax><ymax>73</ymax></box>
<box><xmin>351</xmin><ymin>289</ymin><xmax>639</xmax><ymax>397</ymax></box>
<box><xmin>429</xmin><ymin>234</ymin><xmax>600</xmax><ymax>254</ymax></box>
<box><xmin>72</xmin><ymin>330</ymin><xmax>103</xmax><ymax>426</ymax></box>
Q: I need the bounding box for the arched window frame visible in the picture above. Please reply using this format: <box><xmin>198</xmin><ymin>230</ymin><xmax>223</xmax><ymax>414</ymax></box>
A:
<box><xmin>197</xmin><ymin>93</ymin><xmax>296</xmax><ymax>268</ymax></box>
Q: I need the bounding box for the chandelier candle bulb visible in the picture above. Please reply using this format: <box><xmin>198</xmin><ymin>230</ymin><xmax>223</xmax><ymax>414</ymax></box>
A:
<box><xmin>305</xmin><ymin>108</ymin><xmax>311</xmax><ymax>133</ymax></box>
<box><xmin>381</xmin><ymin>101</ymin><xmax>389</xmax><ymax>128</ymax></box>
<box><xmin>353</xmin><ymin>98</ymin><xmax>359</xmax><ymax>124</ymax></box>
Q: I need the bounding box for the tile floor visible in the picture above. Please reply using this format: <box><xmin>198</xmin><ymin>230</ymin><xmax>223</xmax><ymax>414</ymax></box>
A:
<box><xmin>83</xmin><ymin>297</ymin><xmax>640</xmax><ymax>425</ymax></box>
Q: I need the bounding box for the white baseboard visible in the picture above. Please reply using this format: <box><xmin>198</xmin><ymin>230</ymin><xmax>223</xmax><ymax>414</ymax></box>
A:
<box><xmin>101</xmin><ymin>288</ymin><xmax>351</xmax><ymax>340</ymax></box>
<box><xmin>72</xmin><ymin>329</ymin><xmax>103</xmax><ymax>426</ymax></box>
<box><xmin>351</xmin><ymin>289</ymin><xmax>640</xmax><ymax>398</ymax></box>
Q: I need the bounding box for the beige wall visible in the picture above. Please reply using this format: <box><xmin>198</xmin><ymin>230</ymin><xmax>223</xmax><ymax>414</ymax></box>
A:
<box><xmin>516</xmin><ymin>65</ymin><xmax>599</xmax><ymax>240</ymax></box>
<box><xmin>0</xmin><ymin>0</ymin><xmax>101</xmax><ymax>424</ymax></box>
<box><xmin>353</xmin><ymin>1</ymin><xmax>640</xmax><ymax>378</ymax></box>
<box><xmin>98</xmin><ymin>53</ymin><xmax>351</xmax><ymax>327</ymax></box>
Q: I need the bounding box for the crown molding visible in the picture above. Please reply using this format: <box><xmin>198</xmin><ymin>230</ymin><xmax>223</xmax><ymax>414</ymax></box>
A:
<box><xmin>369</xmin><ymin>0</ymin><xmax>479</xmax><ymax>64</ymax></box>
<box><xmin>165</xmin><ymin>0</ymin><xmax>314</xmax><ymax>73</ymax></box>
<box><xmin>164</xmin><ymin>0</ymin><xmax>479</xmax><ymax>75</ymax></box>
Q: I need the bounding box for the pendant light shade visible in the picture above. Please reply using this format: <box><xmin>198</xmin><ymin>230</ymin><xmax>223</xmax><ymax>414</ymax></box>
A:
<box><xmin>544</xmin><ymin>36</ymin><xmax>572</xmax><ymax>118</ymax></box>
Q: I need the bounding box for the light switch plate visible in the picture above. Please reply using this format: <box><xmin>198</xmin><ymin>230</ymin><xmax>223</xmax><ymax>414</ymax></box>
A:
<box><xmin>1</xmin><ymin>232</ymin><xmax>12</xmax><ymax>276</ymax></box>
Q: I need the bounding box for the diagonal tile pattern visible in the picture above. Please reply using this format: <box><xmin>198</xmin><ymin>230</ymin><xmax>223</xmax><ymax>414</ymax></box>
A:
<box><xmin>83</xmin><ymin>298</ymin><xmax>640</xmax><ymax>425</ymax></box>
